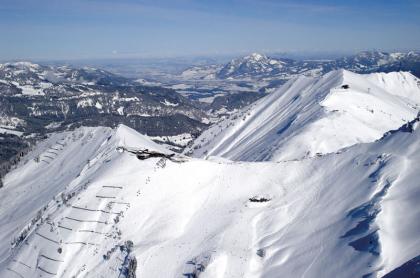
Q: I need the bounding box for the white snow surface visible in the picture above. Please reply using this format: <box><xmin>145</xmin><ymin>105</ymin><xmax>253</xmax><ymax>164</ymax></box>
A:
<box><xmin>0</xmin><ymin>128</ymin><xmax>23</xmax><ymax>136</ymax></box>
<box><xmin>0</xmin><ymin>121</ymin><xmax>419</xmax><ymax>277</ymax></box>
<box><xmin>186</xmin><ymin>70</ymin><xmax>420</xmax><ymax>161</ymax></box>
<box><xmin>11</xmin><ymin>82</ymin><xmax>45</xmax><ymax>96</ymax></box>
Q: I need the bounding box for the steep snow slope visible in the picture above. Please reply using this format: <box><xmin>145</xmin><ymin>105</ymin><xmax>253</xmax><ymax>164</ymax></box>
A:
<box><xmin>1</xmin><ymin>122</ymin><xmax>419</xmax><ymax>277</ymax></box>
<box><xmin>186</xmin><ymin>70</ymin><xmax>420</xmax><ymax>161</ymax></box>
<box><xmin>0</xmin><ymin>125</ymin><xmax>167</xmax><ymax>269</ymax></box>
<box><xmin>0</xmin><ymin>127</ymin><xmax>113</xmax><ymax>263</ymax></box>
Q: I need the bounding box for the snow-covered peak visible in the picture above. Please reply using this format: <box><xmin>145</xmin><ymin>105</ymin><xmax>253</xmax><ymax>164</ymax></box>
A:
<box><xmin>180</xmin><ymin>50</ymin><xmax>420</xmax><ymax>82</ymax></box>
<box><xmin>0</xmin><ymin>61</ymin><xmax>130</xmax><ymax>87</ymax></box>
<box><xmin>114</xmin><ymin>124</ymin><xmax>169</xmax><ymax>153</ymax></box>
<box><xmin>245</xmin><ymin>52</ymin><xmax>266</xmax><ymax>62</ymax></box>
<box><xmin>355</xmin><ymin>50</ymin><xmax>387</xmax><ymax>59</ymax></box>
<box><xmin>1</xmin><ymin>115</ymin><xmax>420</xmax><ymax>277</ymax></box>
<box><xmin>5</xmin><ymin>61</ymin><xmax>41</xmax><ymax>69</ymax></box>
<box><xmin>217</xmin><ymin>52</ymin><xmax>287</xmax><ymax>79</ymax></box>
<box><xmin>0</xmin><ymin>124</ymin><xmax>170</xmax><ymax>266</ymax></box>
<box><xmin>186</xmin><ymin>70</ymin><xmax>420</xmax><ymax>161</ymax></box>
<box><xmin>0</xmin><ymin>61</ymin><xmax>43</xmax><ymax>75</ymax></box>
<box><xmin>338</xmin><ymin>50</ymin><xmax>420</xmax><ymax>70</ymax></box>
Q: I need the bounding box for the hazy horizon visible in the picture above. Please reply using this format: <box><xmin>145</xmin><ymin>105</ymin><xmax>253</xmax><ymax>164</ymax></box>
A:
<box><xmin>2</xmin><ymin>48</ymin><xmax>420</xmax><ymax>65</ymax></box>
<box><xmin>1</xmin><ymin>0</ymin><xmax>419</xmax><ymax>61</ymax></box>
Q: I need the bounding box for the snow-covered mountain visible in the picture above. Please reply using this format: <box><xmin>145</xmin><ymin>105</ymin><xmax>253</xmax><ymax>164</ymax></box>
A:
<box><xmin>180</xmin><ymin>51</ymin><xmax>420</xmax><ymax>81</ymax></box>
<box><xmin>0</xmin><ymin>62</ymin><xmax>130</xmax><ymax>87</ymax></box>
<box><xmin>216</xmin><ymin>53</ymin><xmax>290</xmax><ymax>79</ymax></box>
<box><xmin>185</xmin><ymin>70</ymin><xmax>420</xmax><ymax>161</ymax></box>
<box><xmin>0</xmin><ymin>61</ymin><xmax>209</xmax><ymax>167</ymax></box>
<box><xmin>1</xmin><ymin>63</ymin><xmax>420</xmax><ymax>277</ymax></box>
<box><xmin>0</xmin><ymin>62</ymin><xmax>207</xmax><ymax>128</ymax></box>
<box><xmin>180</xmin><ymin>65</ymin><xmax>222</xmax><ymax>80</ymax></box>
<box><xmin>329</xmin><ymin>51</ymin><xmax>420</xmax><ymax>79</ymax></box>
<box><xmin>1</xmin><ymin>118</ymin><xmax>420</xmax><ymax>277</ymax></box>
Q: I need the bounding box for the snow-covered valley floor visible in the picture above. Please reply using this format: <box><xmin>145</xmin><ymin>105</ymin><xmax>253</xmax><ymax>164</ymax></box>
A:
<box><xmin>0</xmin><ymin>120</ymin><xmax>419</xmax><ymax>277</ymax></box>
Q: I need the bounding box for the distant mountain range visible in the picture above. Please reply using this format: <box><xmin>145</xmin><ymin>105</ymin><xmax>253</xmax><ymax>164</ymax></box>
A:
<box><xmin>2</xmin><ymin>51</ymin><xmax>420</xmax><ymax>168</ymax></box>
<box><xmin>181</xmin><ymin>51</ymin><xmax>420</xmax><ymax>81</ymax></box>
<box><xmin>0</xmin><ymin>62</ymin><xmax>208</xmax><ymax>134</ymax></box>
<box><xmin>0</xmin><ymin>62</ymin><xmax>210</xmax><ymax>166</ymax></box>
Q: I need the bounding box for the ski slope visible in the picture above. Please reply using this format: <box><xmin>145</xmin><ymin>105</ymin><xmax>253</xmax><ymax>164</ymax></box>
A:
<box><xmin>185</xmin><ymin>70</ymin><xmax>420</xmax><ymax>161</ymax></box>
<box><xmin>0</xmin><ymin>121</ymin><xmax>419</xmax><ymax>277</ymax></box>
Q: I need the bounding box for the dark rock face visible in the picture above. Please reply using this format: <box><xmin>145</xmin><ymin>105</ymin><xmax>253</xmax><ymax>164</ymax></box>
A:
<box><xmin>120</xmin><ymin>240</ymin><xmax>137</xmax><ymax>278</ymax></box>
<box><xmin>127</xmin><ymin>256</ymin><xmax>137</xmax><ymax>278</ymax></box>
<box><xmin>249</xmin><ymin>196</ymin><xmax>271</xmax><ymax>203</ymax></box>
<box><xmin>0</xmin><ymin>133</ymin><xmax>32</xmax><ymax>183</ymax></box>
<box><xmin>380</xmin><ymin>112</ymin><xmax>420</xmax><ymax>139</ymax></box>
<box><xmin>382</xmin><ymin>254</ymin><xmax>420</xmax><ymax>278</ymax></box>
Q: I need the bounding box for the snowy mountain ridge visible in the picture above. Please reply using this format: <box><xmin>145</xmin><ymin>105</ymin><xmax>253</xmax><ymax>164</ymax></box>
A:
<box><xmin>180</xmin><ymin>50</ymin><xmax>420</xmax><ymax>81</ymax></box>
<box><xmin>0</xmin><ymin>61</ymin><xmax>209</xmax><ymax>168</ymax></box>
<box><xmin>0</xmin><ymin>125</ymin><xmax>167</xmax><ymax>275</ymax></box>
<box><xmin>0</xmin><ymin>118</ymin><xmax>420</xmax><ymax>277</ymax></box>
<box><xmin>216</xmin><ymin>53</ymin><xmax>288</xmax><ymax>79</ymax></box>
<box><xmin>1</xmin><ymin>68</ymin><xmax>420</xmax><ymax>278</ymax></box>
<box><xmin>185</xmin><ymin>70</ymin><xmax>420</xmax><ymax>161</ymax></box>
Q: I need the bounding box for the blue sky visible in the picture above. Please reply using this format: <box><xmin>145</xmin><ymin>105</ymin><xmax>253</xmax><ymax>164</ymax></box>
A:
<box><xmin>0</xmin><ymin>0</ymin><xmax>419</xmax><ymax>60</ymax></box>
